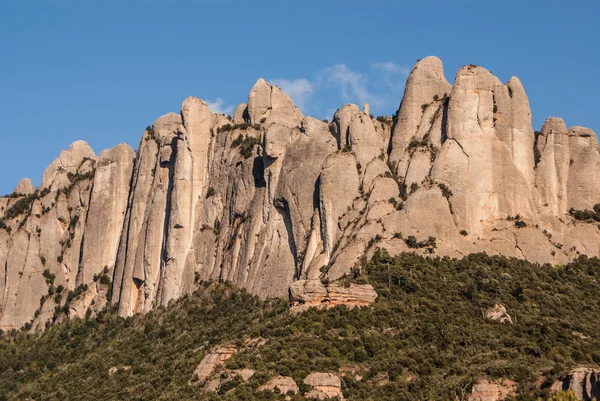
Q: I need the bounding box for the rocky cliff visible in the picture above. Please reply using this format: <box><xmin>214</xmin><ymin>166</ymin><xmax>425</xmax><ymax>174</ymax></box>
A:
<box><xmin>1</xmin><ymin>56</ymin><xmax>599</xmax><ymax>330</ymax></box>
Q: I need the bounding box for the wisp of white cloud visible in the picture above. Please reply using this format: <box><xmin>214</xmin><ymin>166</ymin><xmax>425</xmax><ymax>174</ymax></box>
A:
<box><xmin>318</xmin><ymin>64</ymin><xmax>370</xmax><ymax>105</ymax></box>
<box><xmin>207</xmin><ymin>98</ymin><xmax>234</xmax><ymax>116</ymax></box>
<box><xmin>266</xmin><ymin>61</ymin><xmax>410</xmax><ymax>117</ymax></box>
<box><xmin>270</xmin><ymin>78</ymin><xmax>313</xmax><ymax>110</ymax></box>
<box><xmin>371</xmin><ymin>61</ymin><xmax>411</xmax><ymax>76</ymax></box>
<box><xmin>371</xmin><ymin>62</ymin><xmax>410</xmax><ymax>91</ymax></box>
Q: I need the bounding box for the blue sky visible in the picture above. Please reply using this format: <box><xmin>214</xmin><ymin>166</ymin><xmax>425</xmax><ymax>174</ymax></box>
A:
<box><xmin>1</xmin><ymin>0</ymin><xmax>598</xmax><ymax>195</ymax></box>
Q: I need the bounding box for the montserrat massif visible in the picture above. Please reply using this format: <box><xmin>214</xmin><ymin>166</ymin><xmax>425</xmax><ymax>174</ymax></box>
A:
<box><xmin>1</xmin><ymin>56</ymin><xmax>599</xmax><ymax>331</ymax></box>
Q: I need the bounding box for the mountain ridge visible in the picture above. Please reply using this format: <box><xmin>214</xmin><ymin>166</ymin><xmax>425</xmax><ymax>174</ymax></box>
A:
<box><xmin>1</xmin><ymin>55</ymin><xmax>599</xmax><ymax>331</ymax></box>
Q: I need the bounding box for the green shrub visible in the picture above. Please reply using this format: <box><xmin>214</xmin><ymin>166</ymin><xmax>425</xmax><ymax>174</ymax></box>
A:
<box><xmin>404</xmin><ymin>235</ymin><xmax>437</xmax><ymax>251</ymax></box>
<box><xmin>238</xmin><ymin>136</ymin><xmax>262</xmax><ymax>159</ymax></box>
<box><xmin>569</xmin><ymin>204</ymin><xmax>600</xmax><ymax>222</ymax></box>
<box><xmin>42</xmin><ymin>269</ymin><xmax>55</xmax><ymax>285</ymax></box>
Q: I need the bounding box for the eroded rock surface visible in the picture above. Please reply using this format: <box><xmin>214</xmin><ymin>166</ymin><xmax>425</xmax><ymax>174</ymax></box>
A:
<box><xmin>289</xmin><ymin>280</ymin><xmax>377</xmax><ymax>314</ymax></box>
<box><xmin>192</xmin><ymin>347</ymin><xmax>237</xmax><ymax>383</ymax></box>
<box><xmin>551</xmin><ymin>367</ymin><xmax>600</xmax><ymax>401</ymax></box>
<box><xmin>257</xmin><ymin>376</ymin><xmax>298</xmax><ymax>395</ymax></box>
<box><xmin>485</xmin><ymin>304</ymin><xmax>513</xmax><ymax>324</ymax></box>
<box><xmin>304</xmin><ymin>372</ymin><xmax>344</xmax><ymax>400</ymax></box>
<box><xmin>468</xmin><ymin>378</ymin><xmax>516</xmax><ymax>401</ymax></box>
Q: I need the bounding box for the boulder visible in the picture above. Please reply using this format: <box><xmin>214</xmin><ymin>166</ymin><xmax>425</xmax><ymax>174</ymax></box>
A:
<box><xmin>192</xmin><ymin>346</ymin><xmax>237</xmax><ymax>382</ymax></box>
<box><xmin>468</xmin><ymin>378</ymin><xmax>516</xmax><ymax>401</ymax></box>
<box><xmin>257</xmin><ymin>376</ymin><xmax>298</xmax><ymax>395</ymax></box>
<box><xmin>485</xmin><ymin>304</ymin><xmax>513</xmax><ymax>324</ymax></box>
<box><xmin>304</xmin><ymin>372</ymin><xmax>344</xmax><ymax>399</ymax></box>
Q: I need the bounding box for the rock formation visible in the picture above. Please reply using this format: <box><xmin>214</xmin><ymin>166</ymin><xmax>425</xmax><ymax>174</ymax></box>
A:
<box><xmin>1</xmin><ymin>57</ymin><xmax>599</xmax><ymax>330</ymax></box>
<box><xmin>468</xmin><ymin>378</ymin><xmax>516</xmax><ymax>401</ymax></box>
<box><xmin>484</xmin><ymin>304</ymin><xmax>513</xmax><ymax>324</ymax></box>
<box><xmin>257</xmin><ymin>376</ymin><xmax>298</xmax><ymax>395</ymax></box>
<box><xmin>551</xmin><ymin>367</ymin><xmax>600</xmax><ymax>401</ymax></box>
<box><xmin>289</xmin><ymin>280</ymin><xmax>377</xmax><ymax>314</ymax></box>
<box><xmin>192</xmin><ymin>346</ymin><xmax>238</xmax><ymax>383</ymax></box>
<box><xmin>304</xmin><ymin>373</ymin><xmax>344</xmax><ymax>400</ymax></box>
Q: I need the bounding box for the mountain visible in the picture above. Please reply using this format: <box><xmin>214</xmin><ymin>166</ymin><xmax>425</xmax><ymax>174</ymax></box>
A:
<box><xmin>1</xmin><ymin>56</ymin><xmax>599</xmax><ymax>331</ymax></box>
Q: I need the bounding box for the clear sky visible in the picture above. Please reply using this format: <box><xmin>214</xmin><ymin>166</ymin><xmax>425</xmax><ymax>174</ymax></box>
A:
<box><xmin>1</xmin><ymin>0</ymin><xmax>598</xmax><ymax>195</ymax></box>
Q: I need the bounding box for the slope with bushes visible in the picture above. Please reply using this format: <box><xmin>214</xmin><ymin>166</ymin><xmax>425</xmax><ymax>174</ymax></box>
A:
<box><xmin>2</xmin><ymin>251</ymin><xmax>600</xmax><ymax>400</ymax></box>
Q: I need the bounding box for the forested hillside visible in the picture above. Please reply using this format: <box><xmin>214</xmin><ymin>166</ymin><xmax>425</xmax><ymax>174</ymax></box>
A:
<box><xmin>2</xmin><ymin>251</ymin><xmax>600</xmax><ymax>400</ymax></box>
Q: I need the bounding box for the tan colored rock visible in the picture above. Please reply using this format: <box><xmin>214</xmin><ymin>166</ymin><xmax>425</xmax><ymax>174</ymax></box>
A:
<box><xmin>362</xmin><ymin>158</ymin><xmax>390</xmax><ymax>192</ymax></box>
<box><xmin>536</xmin><ymin>117</ymin><xmax>570</xmax><ymax>215</ymax></box>
<box><xmin>0</xmin><ymin>230</ymin><xmax>46</xmax><ymax>329</ymax></box>
<box><xmin>238</xmin><ymin>368</ymin><xmax>256</xmax><ymax>382</ymax></box>
<box><xmin>567</xmin><ymin>126</ymin><xmax>600</xmax><ymax>211</ymax></box>
<box><xmin>348</xmin><ymin>112</ymin><xmax>385</xmax><ymax>170</ymax></box>
<box><xmin>493</xmin><ymin>77</ymin><xmax>536</xmax><ymax>188</ymax></box>
<box><xmin>264</xmin><ymin>123</ymin><xmax>298</xmax><ymax>160</ymax></box>
<box><xmin>13</xmin><ymin>178</ymin><xmax>35</xmax><ymax>195</ymax></box>
<box><xmin>304</xmin><ymin>372</ymin><xmax>344</xmax><ymax>400</ymax></box>
<box><xmin>432</xmin><ymin>65</ymin><xmax>534</xmax><ymax>236</ymax></box>
<box><xmin>247</xmin><ymin>78</ymin><xmax>303</xmax><ymax>128</ymax></box>
<box><xmin>113</xmin><ymin>114</ymin><xmax>181</xmax><ymax>316</ymax></box>
<box><xmin>192</xmin><ymin>346</ymin><xmax>237</xmax><ymax>382</ymax></box>
<box><xmin>485</xmin><ymin>304</ymin><xmax>513</xmax><ymax>324</ymax></box>
<box><xmin>108</xmin><ymin>366</ymin><xmax>131</xmax><ymax>376</ymax></box>
<box><xmin>404</xmin><ymin>149</ymin><xmax>432</xmax><ymax>188</ymax></box>
<box><xmin>42</xmin><ymin>140</ymin><xmax>96</xmax><ymax>190</ymax></box>
<box><xmin>290</xmin><ymin>279</ymin><xmax>377</xmax><ymax>314</ymax></box>
<box><xmin>390</xmin><ymin>56</ymin><xmax>451</xmax><ymax>166</ymax></box>
<box><xmin>319</xmin><ymin>152</ymin><xmax>360</xmax><ymax>259</ymax></box>
<box><xmin>233</xmin><ymin>103</ymin><xmax>248</xmax><ymax>124</ymax></box>
<box><xmin>3</xmin><ymin>55</ymin><xmax>600</xmax><ymax>330</ymax></box>
<box><xmin>552</xmin><ymin>367</ymin><xmax>600</xmax><ymax>401</ymax></box>
<box><xmin>257</xmin><ymin>376</ymin><xmax>298</xmax><ymax>395</ymax></box>
<box><xmin>80</xmin><ymin>143</ymin><xmax>135</xmax><ymax>284</ymax></box>
<box><xmin>468</xmin><ymin>378</ymin><xmax>516</xmax><ymax>401</ymax></box>
<box><xmin>333</xmin><ymin>104</ymin><xmax>361</xmax><ymax>149</ymax></box>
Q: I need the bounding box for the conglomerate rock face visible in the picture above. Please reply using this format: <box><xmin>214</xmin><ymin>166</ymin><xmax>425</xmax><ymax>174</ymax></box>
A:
<box><xmin>1</xmin><ymin>56</ymin><xmax>599</xmax><ymax>329</ymax></box>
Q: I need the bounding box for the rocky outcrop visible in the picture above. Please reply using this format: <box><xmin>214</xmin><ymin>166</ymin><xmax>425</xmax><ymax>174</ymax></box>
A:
<box><xmin>1</xmin><ymin>56</ymin><xmax>599</xmax><ymax>330</ymax></box>
<box><xmin>304</xmin><ymin>373</ymin><xmax>344</xmax><ymax>400</ymax></box>
<box><xmin>485</xmin><ymin>304</ymin><xmax>513</xmax><ymax>324</ymax></box>
<box><xmin>289</xmin><ymin>280</ymin><xmax>377</xmax><ymax>314</ymax></box>
<box><xmin>192</xmin><ymin>346</ymin><xmax>237</xmax><ymax>383</ymax></box>
<box><xmin>257</xmin><ymin>376</ymin><xmax>298</xmax><ymax>395</ymax></box>
<box><xmin>468</xmin><ymin>378</ymin><xmax>516</xmax><ymax>401</ymax></box>
<box><xmin>13</xmin><ymin>178</ymin><xmax>35</xmax><ymax>195</ymax></box>
<box><xmin>80</xmin><ymin>143</ymin><xmax>135</xmax><ymax>284</ymax></box>
<box><xmin>551</xmin><ymin>367</ymin><xmax>600</xmax><ymax>401</ymax></box>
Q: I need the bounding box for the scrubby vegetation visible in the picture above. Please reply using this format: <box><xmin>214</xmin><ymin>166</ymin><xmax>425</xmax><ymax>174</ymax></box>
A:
<box><xmin>507</xmin><ymin>214</ymin><xmax>528</xmax><ymax>228</ymax></box>
<box><xmin>0</xmin><ymin>218</ymin><xmax>10</xmax><ymax>233</ymax></box>
<box><xmin>3</xmin><ymin>187</ymin><xmax>50</xmax><ymax>221</ymax></box>
<box><xmin>569</xmin><ymin>204</ymin><xmax>600</xmax><ymax>222</ymax></box>
<box><xmin>2</xmin><ymin>252</ymin><xmax>600</xmax><ymax>400</ymax></box>
<box><xmin>231</xmin><ymin>134</ymin><xmax>262</xmax><ymax>159</ymax></box>
<box><xmin>404</xmin><ymin>235</ymin><xmax>437</xmax><ymax>252</ymax></box>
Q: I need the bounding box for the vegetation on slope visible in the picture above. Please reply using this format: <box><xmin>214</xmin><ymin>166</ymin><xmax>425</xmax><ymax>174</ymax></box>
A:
<box><xmin>2</xmin><ymin>251</ymin><xmax>600</xmax><ymax>400</ymax></box>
